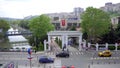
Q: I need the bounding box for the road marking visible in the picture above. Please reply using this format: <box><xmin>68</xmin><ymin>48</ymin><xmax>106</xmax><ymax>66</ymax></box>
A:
<box><xmin>45</xmin><ymin>51</ymin><xmax>84</xmax><ymax>56</ymax></box>
<box><xmin>91</xmin><ymin>57</ymin><xmax>120</xmax><ymax>60</ymax></box>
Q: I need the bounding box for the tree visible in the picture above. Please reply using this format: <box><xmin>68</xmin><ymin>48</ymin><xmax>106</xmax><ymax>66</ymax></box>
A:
<box><xmin>99</xmin><ymin>25</ymin><xmax>118</xmax><ymax>44</ymax></box>
<box><xmin>18</xmin><ymin>20</ymin><xmax>29</xmax><ymax>29</ymax></box>
<box><xmin>115</xmin><ymin>21</ymin><xmax>120</xmax><ymax>43</ymax></box>
<box><xmin>28</xmin><ymin>14</ymin><xmax>54</xmax><ymax>49</ymax></box>
<box><xmin>0</xmin><ymin>19</ymin><xmax>10</xmax><ymax>39</ymax></box>
<box><xmin>81</xmin><ymin>7</ymin><xmax>111</xmax><ymax>43</ymax></box>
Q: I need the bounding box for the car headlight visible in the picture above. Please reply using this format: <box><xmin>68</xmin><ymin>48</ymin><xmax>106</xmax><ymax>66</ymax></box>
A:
<box><xmin>99</xmin><ymin>52</ymin><xmax>102</xmax><ymax>55</ymax></box>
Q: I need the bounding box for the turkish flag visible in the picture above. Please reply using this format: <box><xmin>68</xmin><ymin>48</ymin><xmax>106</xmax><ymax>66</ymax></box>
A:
<box><xmin>61</xmin><ymin>19</ymin><xmax>66</xmax><ymax>26</ymax></box>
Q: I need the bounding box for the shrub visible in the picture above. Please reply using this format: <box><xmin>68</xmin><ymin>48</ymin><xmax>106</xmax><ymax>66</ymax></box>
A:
<box><xmin>117</xmin><ymin>46</ymin><xmax>120</xmax><ymax>50</ymax></box>
<box><xmin>108</xmin><ymin>46</ymin><xmax>115</xmax><ymax>50</ymax></box>
<box><xmin>38</xmin><ymin>42</ymin><xmax>44</xmax><ymax>51</ymax></box>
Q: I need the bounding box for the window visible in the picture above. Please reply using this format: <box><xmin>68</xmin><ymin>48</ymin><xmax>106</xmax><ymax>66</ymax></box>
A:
<box><xmin>53</xmin><ymin>17</ymin><xmax>59</xmax><ymax>21</ymax></box>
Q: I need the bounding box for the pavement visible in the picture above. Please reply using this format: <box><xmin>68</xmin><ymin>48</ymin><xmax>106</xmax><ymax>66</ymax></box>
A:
<box><xmin>2</xmin><ymin>46</ymin><xmax>120</xmax><ymax>68</ymax></box>
<box><xmin>90</xmin><ymin>64</ymin><xmax>120</xmax><ymax>68</ymax></box>
<box><xmin>18</xmin><ymin>58</ymin><xmax>61</xmax><ymax>68</ymax></box>
<box><xmin>67</xmin><ymin>46</ymin><xmax>79</xmax><ymax>52</ymax></box>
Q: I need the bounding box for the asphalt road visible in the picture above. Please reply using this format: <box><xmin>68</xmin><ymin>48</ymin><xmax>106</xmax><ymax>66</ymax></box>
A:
<box><xmin>0</xmin><ymin>50</ymin><xmax>120</xmax><ymax>68</ymax></box>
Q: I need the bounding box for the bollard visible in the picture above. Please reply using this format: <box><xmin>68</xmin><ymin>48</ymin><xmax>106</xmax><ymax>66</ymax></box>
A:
<box><xmin>114</xmin><ymin>61</ymin><xmax>116</xmax><ymax>64</ymax></box>
<box><xmin>62</xmin><ymin>65</ymin><xmax>66</xmax><ymax>68</ymax></box>
<box><xmin>71</xmin><ymin>65</ymin><xmax>75</xmax><ymax>68</ymax></box>
<box><xmin>49</xmin><ymin>66</ymin><xmax>51</xmax><ymax>68</ymax></box>
<box><xmin>88</xmin><ymin>65</ymin><xmax>90</xmax><ymax>68</ymax></box>
<box><xmin>91</xmin><ymin>61</ymin><xmax>93</xmax><ymax>65</ymax></box>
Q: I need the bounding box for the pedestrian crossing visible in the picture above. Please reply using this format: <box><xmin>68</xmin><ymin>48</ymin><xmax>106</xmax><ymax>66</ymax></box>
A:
<box><xmin>44</xmin><ymin>51</ymin><xmax>84</xmax><ymax>55</ymax></box>
<box><xmin>91</xmin><ymin>57</ymin><xmax>120</xmax><ymax>60</ymax></box>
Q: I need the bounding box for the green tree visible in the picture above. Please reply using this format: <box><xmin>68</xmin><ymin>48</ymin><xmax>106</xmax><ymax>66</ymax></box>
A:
<box><xmin>100</xmin><ymin>25</ymin><xmax>118</xmax><ymax>44</ymax></box>
<box><xmin>10</xmin><ymin>20</ymin><xmax>20</xmax><ymax>29</ymax></box>
<box><xmin>28</xmin><ymin>14</ymin><xmax>54</xmax><ymax>49</ymax></box>
<box><xmin>0</xmin><ymin>19</ymin><xmax>10</xmax><ymax>39</ymax></box>
<box><xmin>115</xmin><ymin>21</ymin><xmax>120</xmax><ymax>43</ymax></box>
<box><xmin>18</xmin><ymin>20</ymin><xmax>29</xmax><ymax>29</ymax></box>
<box><xmin>81</xmin><ymin>7</ymin><xmax>111</xmax><ymax>43</ymax></box>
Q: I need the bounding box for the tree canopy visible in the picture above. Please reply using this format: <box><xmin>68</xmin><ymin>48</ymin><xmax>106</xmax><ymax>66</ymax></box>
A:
<box><xmin>81</xmin><ymin>7</ymin><xmax>111</xmax><ymax>43</ymax></box>
<box><xmin>0</xmin><ymin>19</ymin><xmax>10</xmax><ymax>39</ymax></box>
<box><xmin>29</xmin><ymin>14</ymin><xmax>54</xmax><ymax>39</ymax></box>
<box><xmin>18</xmin><ymin>20</ymin><xmax>29</xmax><ymax>29</ymax></box>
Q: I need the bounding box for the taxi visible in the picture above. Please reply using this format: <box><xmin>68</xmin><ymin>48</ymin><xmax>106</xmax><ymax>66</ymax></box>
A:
<box><xmin>98</xmin><ymin>50</ymin><xmax>112</xmax><ymax>57</ymax></box>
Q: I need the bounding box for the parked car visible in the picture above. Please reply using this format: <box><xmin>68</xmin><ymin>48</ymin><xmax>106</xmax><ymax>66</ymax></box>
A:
<box><xmin>39</xmin><ymin>56</ymin><xmax>54</xmax><ymax>63</ymax></box>
<box><xmin>56</xmin><ymin>51</ymin><xmax>69</xmax><ymax>58</ymax></box>
<box><xmin>98</xmin><ymin>50</ymin><xmax>112</xmax><ymax>57</ymax></box>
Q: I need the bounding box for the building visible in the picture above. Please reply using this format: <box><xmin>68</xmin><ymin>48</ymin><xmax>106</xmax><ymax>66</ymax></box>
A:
<box><xmin>45</xmin><ymin>7</ymin><xmax>84</xmax><ymax>30</ymax></box>
<box><xmin>111</xmin><ymin>16</ymin><xmax>120</xmax><ymax>24</ymax></box>
<box><xmin>111</xmin><ymin>16</ymin><xmax>120</xmax><ymax>28</ymax></box>
<box><xmin>100</xmin><ymin>2</ymin><xmax>120</xmax><ymax>12</ymax></box>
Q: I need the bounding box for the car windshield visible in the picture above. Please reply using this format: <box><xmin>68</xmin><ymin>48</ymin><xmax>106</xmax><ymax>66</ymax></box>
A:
<box><xmin>40</xmin><ymin>56</ymin><xmax>47</xmax><ymax>58</ymax></box>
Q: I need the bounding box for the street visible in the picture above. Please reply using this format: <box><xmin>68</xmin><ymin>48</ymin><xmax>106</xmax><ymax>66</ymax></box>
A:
<box><xmin>0</xmin><ymin>48</ymin><xmax>120</xmax><ymax>68</ymax></box>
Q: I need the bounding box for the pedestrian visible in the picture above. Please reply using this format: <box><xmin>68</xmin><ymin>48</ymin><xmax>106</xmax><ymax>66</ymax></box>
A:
<box><xmin>34</xmin><ymin>50</ymin><xmax>36</xmax><ymax>53</ymax></box>
<box><xmin>62</xmin><ymin>44</ymin><xmax>66</xmax><ymax>51</ymax></box>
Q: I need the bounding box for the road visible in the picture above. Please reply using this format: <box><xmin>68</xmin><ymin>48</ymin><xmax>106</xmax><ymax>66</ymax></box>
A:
<box><xmin>0</xmin><ymin>49</ymin><xmax>120</xmax><ymax>68</ymax></box>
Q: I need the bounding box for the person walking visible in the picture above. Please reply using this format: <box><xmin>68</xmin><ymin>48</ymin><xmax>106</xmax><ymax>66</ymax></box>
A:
<box><xmin>62</xmin><ymin>44</ymin><xmax>66</xmax><ymax>51</ymax></box>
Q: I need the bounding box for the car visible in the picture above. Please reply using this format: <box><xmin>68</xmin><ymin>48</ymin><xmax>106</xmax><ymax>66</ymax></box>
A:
<box><xmin>39</xmin><ymin>56</ymin><xmax>54</xmax><ymax>63</ymax></box>
<box><xmin>98</xmin><ymin>50</ymin><xmax>112</xmax><ymax>57</ymax></box>
<box><xmin>56</xmin><ymin>51</ymin><xmax>69</xmax><ymax>58</ymax></box>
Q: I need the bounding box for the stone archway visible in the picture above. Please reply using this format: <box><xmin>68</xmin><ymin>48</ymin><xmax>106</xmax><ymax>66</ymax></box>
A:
<box><xmin>45</xmin><ymin>31</ymin><xmax>83</xmax><ymax>51</ymax></box>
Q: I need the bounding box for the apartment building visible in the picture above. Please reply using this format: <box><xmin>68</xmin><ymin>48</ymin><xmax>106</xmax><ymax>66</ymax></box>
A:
<box><xmin>100</xmin><ymin>2</ymin><xmax>120</xmax><ymax>12</ymax></box>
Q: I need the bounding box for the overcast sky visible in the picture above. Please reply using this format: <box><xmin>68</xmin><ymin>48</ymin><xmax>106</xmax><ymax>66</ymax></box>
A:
<box><xmin>0</xmin><ymin>0</ymin><xmax>120</xmax><ymax>19</ymax></box>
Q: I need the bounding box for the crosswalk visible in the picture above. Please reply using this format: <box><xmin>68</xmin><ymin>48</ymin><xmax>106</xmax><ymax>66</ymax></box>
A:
<box><xmin>91</xmin><ymin>57</ymin><xmax>120</xmax><ymax>60</ymax></box>
<box><xmin>45</xmin><ymin>51</ymin><xmax>120</xmax><ymax>60</ymax></box>
<box><xmin>44</xmin><ymin>51</ymin><xmax>84</xmax><ymax>55</ymax></box>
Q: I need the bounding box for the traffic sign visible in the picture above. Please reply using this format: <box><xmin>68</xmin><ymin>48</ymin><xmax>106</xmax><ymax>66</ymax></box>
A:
<box><xmin>28</xmin><ymin>48</ymin><xmax>32</xmax><ymax>55</ymax></box>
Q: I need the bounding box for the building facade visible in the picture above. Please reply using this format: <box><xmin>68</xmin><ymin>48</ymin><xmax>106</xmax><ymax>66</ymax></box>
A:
<box><xmin>100</xmin><ymin>2</ymin><xmax>120</xmax><ymax>12</ymax></box>
<box><xmin>111</xmin><ymin>16</ymin><xmax>120</xmax><ymax>24</ymax></box>
<box><xmin>45</xmin><ymin>7</ymin><xmax>84</xmax><ymax>30</ymax></box>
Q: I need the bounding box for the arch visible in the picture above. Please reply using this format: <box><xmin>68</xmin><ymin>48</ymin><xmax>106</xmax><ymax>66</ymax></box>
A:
<box><xmin>46</xmin><ymin>31</ymin><xmax>83</xmax><ymax>51</ymax></box>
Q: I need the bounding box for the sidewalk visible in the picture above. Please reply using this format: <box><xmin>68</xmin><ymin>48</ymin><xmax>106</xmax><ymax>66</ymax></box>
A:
<box><xmin>18</xmin><ymin>66</ymin><xmax>40</xmax><ymax>68</ymax></box>
<box><xmin>90</xmin><ymin>64</ymin><xmax>120</xmax><ymax>68</ymax></box>
<box><xmin>18</xmin><ymin>58</ymin><xmax>61</xmax><ymax>68</ymax></box>
<box><xmin>67</xmin><ymin>46</ymin><xmax>79</xmax><ymax>52</ymax></box>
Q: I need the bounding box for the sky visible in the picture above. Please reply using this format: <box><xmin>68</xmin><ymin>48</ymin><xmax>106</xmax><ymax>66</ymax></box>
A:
<box><xmin>0</xmin><ymin>0</ymin><xmax>120</xmax><ymax>19</ymax></box>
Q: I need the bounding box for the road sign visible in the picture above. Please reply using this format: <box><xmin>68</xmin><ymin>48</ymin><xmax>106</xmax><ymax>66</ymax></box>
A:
<box><xmin>28</xmin><ymin>48</ymin><xmax>32</xmax><ymax>55</ymax></box>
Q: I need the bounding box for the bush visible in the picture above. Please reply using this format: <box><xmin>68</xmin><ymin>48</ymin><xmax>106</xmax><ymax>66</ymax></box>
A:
<box><xmin>117</xmin><ymin>46</ymin><xmax>120</xmax><ymax>50</ymax></box>
<box><xmin>37</xmin><ymin>42</ymin><xmax>44</xmax><ymax>51</ymax></box>
<box><xmin>108</xmin><ymin>46</ymin><xmax>115</xmax><ymax>50</ymax></box>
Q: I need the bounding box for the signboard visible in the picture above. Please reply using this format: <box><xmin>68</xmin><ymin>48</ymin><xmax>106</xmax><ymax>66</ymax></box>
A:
<box><xmin>28</xmin><ymin>48</ymin><xmax>32</xmax><ymax>55</ymax></box>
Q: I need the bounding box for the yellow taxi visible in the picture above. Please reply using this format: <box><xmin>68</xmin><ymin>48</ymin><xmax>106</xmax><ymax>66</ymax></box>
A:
<box><xmin>98</xmin><ymin>50</ymin><xmax>112</xmax><ymax>57</ymax></box>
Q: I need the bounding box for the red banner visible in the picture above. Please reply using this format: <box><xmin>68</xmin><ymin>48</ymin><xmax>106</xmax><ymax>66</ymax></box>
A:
<box><xmin>61</xmin><ymin>19</ymin><xmax>66</xmax><ymax>26</ymax></box>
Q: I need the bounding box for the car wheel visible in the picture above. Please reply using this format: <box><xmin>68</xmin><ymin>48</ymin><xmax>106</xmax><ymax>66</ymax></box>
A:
<box><xmin>56</xmin><ymin>55</ymin><xmax>58</xmax><ymax>57</ymax></box>
<box><xmin>100</xmin><ymin>55</ymin><xmax>103</xmax><ymax>57</ymax></box>
<box><xmin>109</xmin><ymin>55</ymin><xmax>111</xmax><ymax>57</ymax></box>
<box><xmin>66</xmin><ymin>55</ymin><xmax>69</xmax><ymax>58</ymax></box>
<box><xmin>51</xmin><ymin>61</ymin><xmax>54</xmax><ymax>63</ymax></box>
